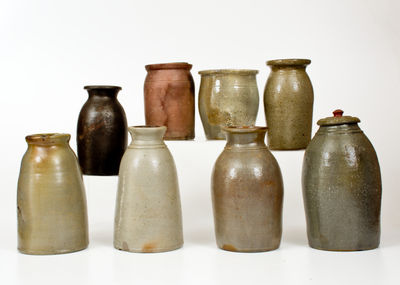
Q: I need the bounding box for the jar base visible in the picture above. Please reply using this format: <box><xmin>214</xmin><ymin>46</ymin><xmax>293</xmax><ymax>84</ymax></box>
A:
<box><xmin>18</xmin><ymin>244</ymin><xmax>88</xmax><ymax>255</ymax></box>
<box><xmin>309</xmin><ymin>244</ymin><xmax>379</xmax><ymax>252</ymax></box>
<box><xmin>114</xmin><ymin>243</ymin><xmax>183</xmax><ymax>253</ymax></box>
<box><xmin>218</xmin><ymin>243</ymin><xmax>280</xmax><ymax>253</ymax></box>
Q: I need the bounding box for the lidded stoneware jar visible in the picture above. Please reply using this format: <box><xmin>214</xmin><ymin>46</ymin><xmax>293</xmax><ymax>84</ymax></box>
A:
<box><xmin>77</xmin><ymin>85</ymin><xmax>128</xmax><ymax>175</ymax></box>
<box><xmin>198</xmin><ymin>69</ymin><xmax>259</xmax><ymax>140</ymax></box>
<box><xmin>302</xmin><ymin>110</ymin><xmax>382</xmax><ymax>251</ymax></box>
<box><xmin>114</xmin><ymin>126</ymin><xmax>183</xmax><ymax>253</ymax></box>
<box><xmin>144</xmin><ymin>62</ymin><xmax>195</xmax><ymax>140</ymax></box>
<box><xmin>17</xmin><ymin>133</ymin><xmax>89</xmax><ymax>255</ymax></box>
<box><xmin>264</xmin><ymin>59</ymin><xmax>314</xmax><ymax>150</ymax></box>
<box><xmin>211</xmin><ymin>126</ymin><xmax>284</xmax><ymax>252</ymax></box>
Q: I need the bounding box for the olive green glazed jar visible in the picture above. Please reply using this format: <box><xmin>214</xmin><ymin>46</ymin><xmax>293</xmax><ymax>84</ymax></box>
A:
<box><xmin>211</xmin><ymin>126</ymin><xmax>283</xmax><ymax>252</ymax></box>
<box><xmin>264</xmin><ymin>59</ymin><xmax>313</xmax><ymax>150</ymax></box>
<box><xmin>302</xmin><ymin>110</ymin><xmax>382</xmax><ymax>251</ymax></box>
<box><xmin>198</xmin><ymin>69</ymin><xmax>259</xmax><ymax>140</ymax></box>
<box><xmin>17</xmin><ymin>133</ymin><xmax>89</xmax><ymax>255</ymax></box>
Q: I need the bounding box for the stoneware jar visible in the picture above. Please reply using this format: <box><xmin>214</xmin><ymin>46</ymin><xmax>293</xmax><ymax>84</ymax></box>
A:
<box><xmin>17</xmin><ymin>133</ymin><xmax>89</xmax><ymax>255</ymax></box>
<box><xmin>77</xmin><ymin>85</ymin><xmax>128</xmax><ymax>175</ymax></box>
<box><xmin>114</xmin><ymin>126</ymin><xmax>183</xmax><ymax>253</ymax></box>
<box><xmin>264</xmin><ymin>59</ymin><xmax>314</xmax><ymax>150</ymax></box>
<box><xmin>198</xmin><ymin>69</ymin><xmax>259</xmax><ymax>140</ymax></box>
<box><xmin>211</xmin><ymin>126</ymin><xmax>284</xmax><ymax>252</ymax></box>
<box><xmin>144</xmin><ymin>62</ymin><xmax>195</xmax><ymax>140</ymax></box>
<box><xmin>302</xmin><ymin>110</ymin><xmax>382</xmax><ymax>251</ymax></box>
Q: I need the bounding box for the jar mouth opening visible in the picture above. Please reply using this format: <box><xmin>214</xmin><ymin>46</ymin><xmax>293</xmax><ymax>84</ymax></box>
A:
<box><xmin>26</xmin><ymin>133</ymin><xmax>70</xmax><ymax>144</ymax></box>
<box><xmin>267</xmin><ymin>59</ymin><xmax>311</xmax><ymax>66</ymax></box>
<box><xmin>84</xmin><ymin>85</ymin><xmax>122</xmax><ymax>91</ymax></box>
<box><xmin>198</xmin><ymin>69</ymin><xmax>259</xmax><ymax>76</ymax></box>
<box><xmin>145</xmin><ymin>62</ymin><xmax>192</xmax><ymax>71</ymax></box>
<box><xmin>222</xmin><ymin>126</ymin><xmax>268</xmax><ymax>133</ymax></box>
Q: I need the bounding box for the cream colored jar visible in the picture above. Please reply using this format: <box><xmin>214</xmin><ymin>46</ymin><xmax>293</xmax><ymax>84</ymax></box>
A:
<box><xmin>114</xmin><ymin>126</ymin><xmax>183</xmax><ymax>253</ymax></box>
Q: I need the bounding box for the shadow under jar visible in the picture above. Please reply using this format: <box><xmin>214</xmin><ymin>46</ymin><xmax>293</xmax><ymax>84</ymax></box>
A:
<box><xmin>211</xmin><ymin>126</ymin><xmax>283</xmax><ymax>252</ymax></box>
<box><xmin>77</xmin><ymin>85</ymin><xmax>128</xmax><ymax>175</ymax></box>
<box><xmin>302</xmin><ymin>110</ymin><xmax>382</xmax><ymax>251</ymax></box>
<box><xmin>144</xmin><ymin>62</ymin><xmax>195</xmax><ymax>140</ymax></box>
<box><xmin>17</xmin><ymin>133</ymin><xmax>89</xmax><ymax>255</ymax></box>
<box><xmin>198</xmin><ymin>69</ymin><xmax>259</xmax><ymax>140</ymax></box>
<box><xmin>264</xmin><ymin>59</ymin><xmax>314</xmax><ymax>150</ymax></box>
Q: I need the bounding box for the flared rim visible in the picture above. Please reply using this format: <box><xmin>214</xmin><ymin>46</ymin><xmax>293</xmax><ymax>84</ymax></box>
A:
<box><xmin>198</xmin><ymin>69</ymin><xmax>259</xmax><ymax>76</ymax></box>
<box><xmin>84</xmin><ymin>85</ymin><xmax>122</xmax><ymax>90</ymax></box>
<box><xmin>222</xmin><ymin>126</ymin><xmax>268</xmax><ymax>133</ymax></box>
<box><xmin>145</xmin><ymin>62</ymin><xmax>192</xmax><ymax>71</ymax></box>
<box><xmin>25</xmin><ymin>133</ymin><xmax>71</xmax><ymax>144</ymax></box>
<box><xmin>267</xmin><ymin>59</ymin><xmax>311</xmax><ymax>66</ymax></box>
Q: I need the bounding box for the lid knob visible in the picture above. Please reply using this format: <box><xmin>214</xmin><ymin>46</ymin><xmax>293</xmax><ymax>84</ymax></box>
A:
<box><xmin>333</xmin><ymin>109</ymin><xmax>343</xmax><ymax>117</ymax></box>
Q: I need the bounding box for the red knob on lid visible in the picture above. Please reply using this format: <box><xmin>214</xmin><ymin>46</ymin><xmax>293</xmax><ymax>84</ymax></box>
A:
<box><xmin>333</xmin><ymin>109</ymin><xmax>343</xmax><ymax>117</ymax></box>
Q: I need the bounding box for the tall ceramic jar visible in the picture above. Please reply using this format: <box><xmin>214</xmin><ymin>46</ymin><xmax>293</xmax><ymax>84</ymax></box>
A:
<box><xmin>114</xmin><ymin>126</ymin><xmax>183</xmax><ymax>253</ymax></box>
<box><xmin>17</xmin><ymin>133</ymin><xmax>89</xmax><ymax>255</ymax></box>
<box><xmin>211</xmin><ymin>126</ymin><xmax>284</xmax><ymax>252</ymax></box>
<box><xmin>144</xmin><ymin>62</ymin><xmax>195</xmax><ymax>140</ymax></box>
<box><xmin>198</xmin><ymin>69</ymin><xmax>259</xmax><ymax>140</ymax></box>
<box><xmin>77</xmin><ymin>85</ymin><xmax>128</xmax><ymax>175</ymax></box>
<box><xmin>302</xmin><ymin>110</ymin><xmax>382</xmax><ymax>251</ymax></box>
<box><xmin>264</xmin><ymin>59</ymin><xmax>314</xmax><ymax>150</ymax></box>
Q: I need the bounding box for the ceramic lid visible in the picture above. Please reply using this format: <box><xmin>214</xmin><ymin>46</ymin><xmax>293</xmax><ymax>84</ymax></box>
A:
<box><xmin>317</xmin><ymin>109</ymin><xmax>360</xmax><ymax>126</ymax></box>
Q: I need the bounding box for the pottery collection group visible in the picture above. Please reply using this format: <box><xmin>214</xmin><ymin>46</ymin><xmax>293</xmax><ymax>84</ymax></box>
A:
<box><xmin>17</xmin><ymin>59</ymin><xmax>382</xmax><ymax>255</ymax></box>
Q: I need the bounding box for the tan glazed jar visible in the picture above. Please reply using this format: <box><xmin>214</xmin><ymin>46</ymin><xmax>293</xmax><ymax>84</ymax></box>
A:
<box><xmin>198</xmin><ymin>69</ymin><xmax>259</xmax><ymax>140</ymax></box>
<box><xmin>114</xmin><ymin>126</ymin><xmax>183</xmax><ymax>253</ymax></box>
<box><xmin>211</xmin><ymin>126</ymin><xmax>284</xmax><ymax>252</ymax></box>
<box><xmin>264</xmin><ymin>59</ymin><xmax>314</xmax><ymax>150</ymax></box>
<box><xmin>17</xmin><ymin>133</ymin><xmax>89</xmax><ymax>255</ymax></box>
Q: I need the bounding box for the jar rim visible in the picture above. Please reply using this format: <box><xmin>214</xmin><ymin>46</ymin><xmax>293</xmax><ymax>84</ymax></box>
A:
<box><xmin>222</xmin><ymin>126</ymin><xmax>268</xmax><ymax>133</ymax></box>
<box><xmin>145</xmin><ymin>62</ymin><xmax>192</xmax><ymax>71</ymax></box>
<box><xmin>198</xmin><ymin>69</ymin><xmax>259</xmax><ymax>75</ymax></box>
<box><xmin>25</xmin><ymin>133</ymin><xmax>71</xmax><ymax>144</ymax></box>
<box><xmin>267</xmin><ymin>59</ymin><xmax>311</xmax><ymax>66</ymax></box>
<box><xmin>84</xmin><ymin>85</ymin><xmax>122</xmax><ymax>90</ymax></box>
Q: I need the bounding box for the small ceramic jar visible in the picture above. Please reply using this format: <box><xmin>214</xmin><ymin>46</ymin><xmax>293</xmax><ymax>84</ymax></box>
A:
<box><xmin>198</xmin><ymin>69</ymin><xmax>259</xmax><ymax>140</ymax></box>
<box><xmin>302</xmin><ymin>110</ymin><xmax>382</xmax><ymax>251</ymax></box>
<box><xmin>77</xmin><ymin>85</ymin><xmax>128</xmax><ymax>175</ymax></box>
<box><xmin>144</xmin><ymin>62</ymin><xmax>195</xmax><ymax>140</ymax></box>
<box><xmin>211</xmin><ymin>126</ymin><xmax>283</xmax><ymax>252</ymax></box>
<box><xmin>114</xmin><ymin>126</ymin><xmax>183</xmax><ymax>253</ymax></box>
<box><xmin>264</xmin><ymin>59</ymin><xmax>314</xmax><ymax>150</ymax></box>
<box><xmin>17</xmin><ymin>133</ymin><xmax>89</xmax><ymax>255</ymax></box>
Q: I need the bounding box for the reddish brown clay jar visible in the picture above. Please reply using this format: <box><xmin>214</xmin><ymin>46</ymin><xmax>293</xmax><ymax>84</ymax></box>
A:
<box><xmin>144</xmin><ymin>62</ymin><xmax>195</xmax><ymax>140</ymax></box>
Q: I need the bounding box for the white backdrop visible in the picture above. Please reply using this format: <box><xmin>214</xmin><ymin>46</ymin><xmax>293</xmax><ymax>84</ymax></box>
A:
<box><xmin>1</xmin><ymin>0</ymin><xmax>399</xmax><ymax>284</ymax></box>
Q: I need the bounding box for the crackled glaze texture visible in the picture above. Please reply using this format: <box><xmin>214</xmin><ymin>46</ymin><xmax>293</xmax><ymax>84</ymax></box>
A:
<box><xmin>77</xmin><ymin>85</ymin><xmax>127</xmax><ymax>175</ymax></box>
<box><xmin>264</xmin><ymin>59</ymin><xmax>314</xmax><ymax>150</ymax></box>
<box><xmin>114</xmin><ymin>126</ymin><xmax>183</xmax><ymax>253</ymax></box>
<box><xmin>144</xmin><ymin>62</ymin><xmax>195</xmax><ymax>140</ymax></box>
<box><xmin>302</xmin><ymin>110</ymin><xmax>382</xmax><ymax>251</ymax></box>
<box><xmin>211</xmin><ymin>127</ymin><xmax>283</xmax><ymax>252</ymax></box>
<box><xmin>17</xmin><ymin>133</ymin><xmax>89</xmax><ymax>255</ymax></box>
<box><xmin>199</xmin><ymin>70</ymin><xmax>259</xmax><ymax>140</ymax></box>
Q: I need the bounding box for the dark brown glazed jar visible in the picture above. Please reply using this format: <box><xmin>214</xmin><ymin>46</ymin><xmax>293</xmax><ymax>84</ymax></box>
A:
<box><xmin>77</xmin><ymin>85</ymin><xmax>128</xmax><ymax>176</ymax></box>
<box><xmin>144</xmin><ymin>62</ymin><xmax>195</xmax><ymax>140</ymax></box>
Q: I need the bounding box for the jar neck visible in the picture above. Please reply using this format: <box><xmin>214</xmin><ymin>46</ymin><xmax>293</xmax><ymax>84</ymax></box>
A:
<box><xmin>84</xmin><ymin>86</ymin><xmax>121</xmax><ymax>98</ymax></box>
<box><xmin>128</xmin><ymin>126</ymin><xmax>166</xmax><ymax>148</ymax></box>
<box><xmin>317</xmin><ymin>123</ymin><xmax>363</xmax><ymax>135</ymax></box>
<box><xmin>224</xmin><ymin>128</ymin><xmax>267</xmax><ymax>150</ymax></box>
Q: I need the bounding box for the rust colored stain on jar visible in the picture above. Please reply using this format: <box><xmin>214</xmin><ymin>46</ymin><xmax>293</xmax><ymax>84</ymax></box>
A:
<box><xmin>141</xmin><ymin>242</ymin><xmax>157</xmax><ymax>253</ymax></box>
<box><xmin>144</xmin><ymin>62</ymin><xmax>195</xmax><ymax>140</ymax></box>
<box><xmin>222</xmin><ymin>244</ymin><xmax>238</xmax><ymax>252</ymax></box>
